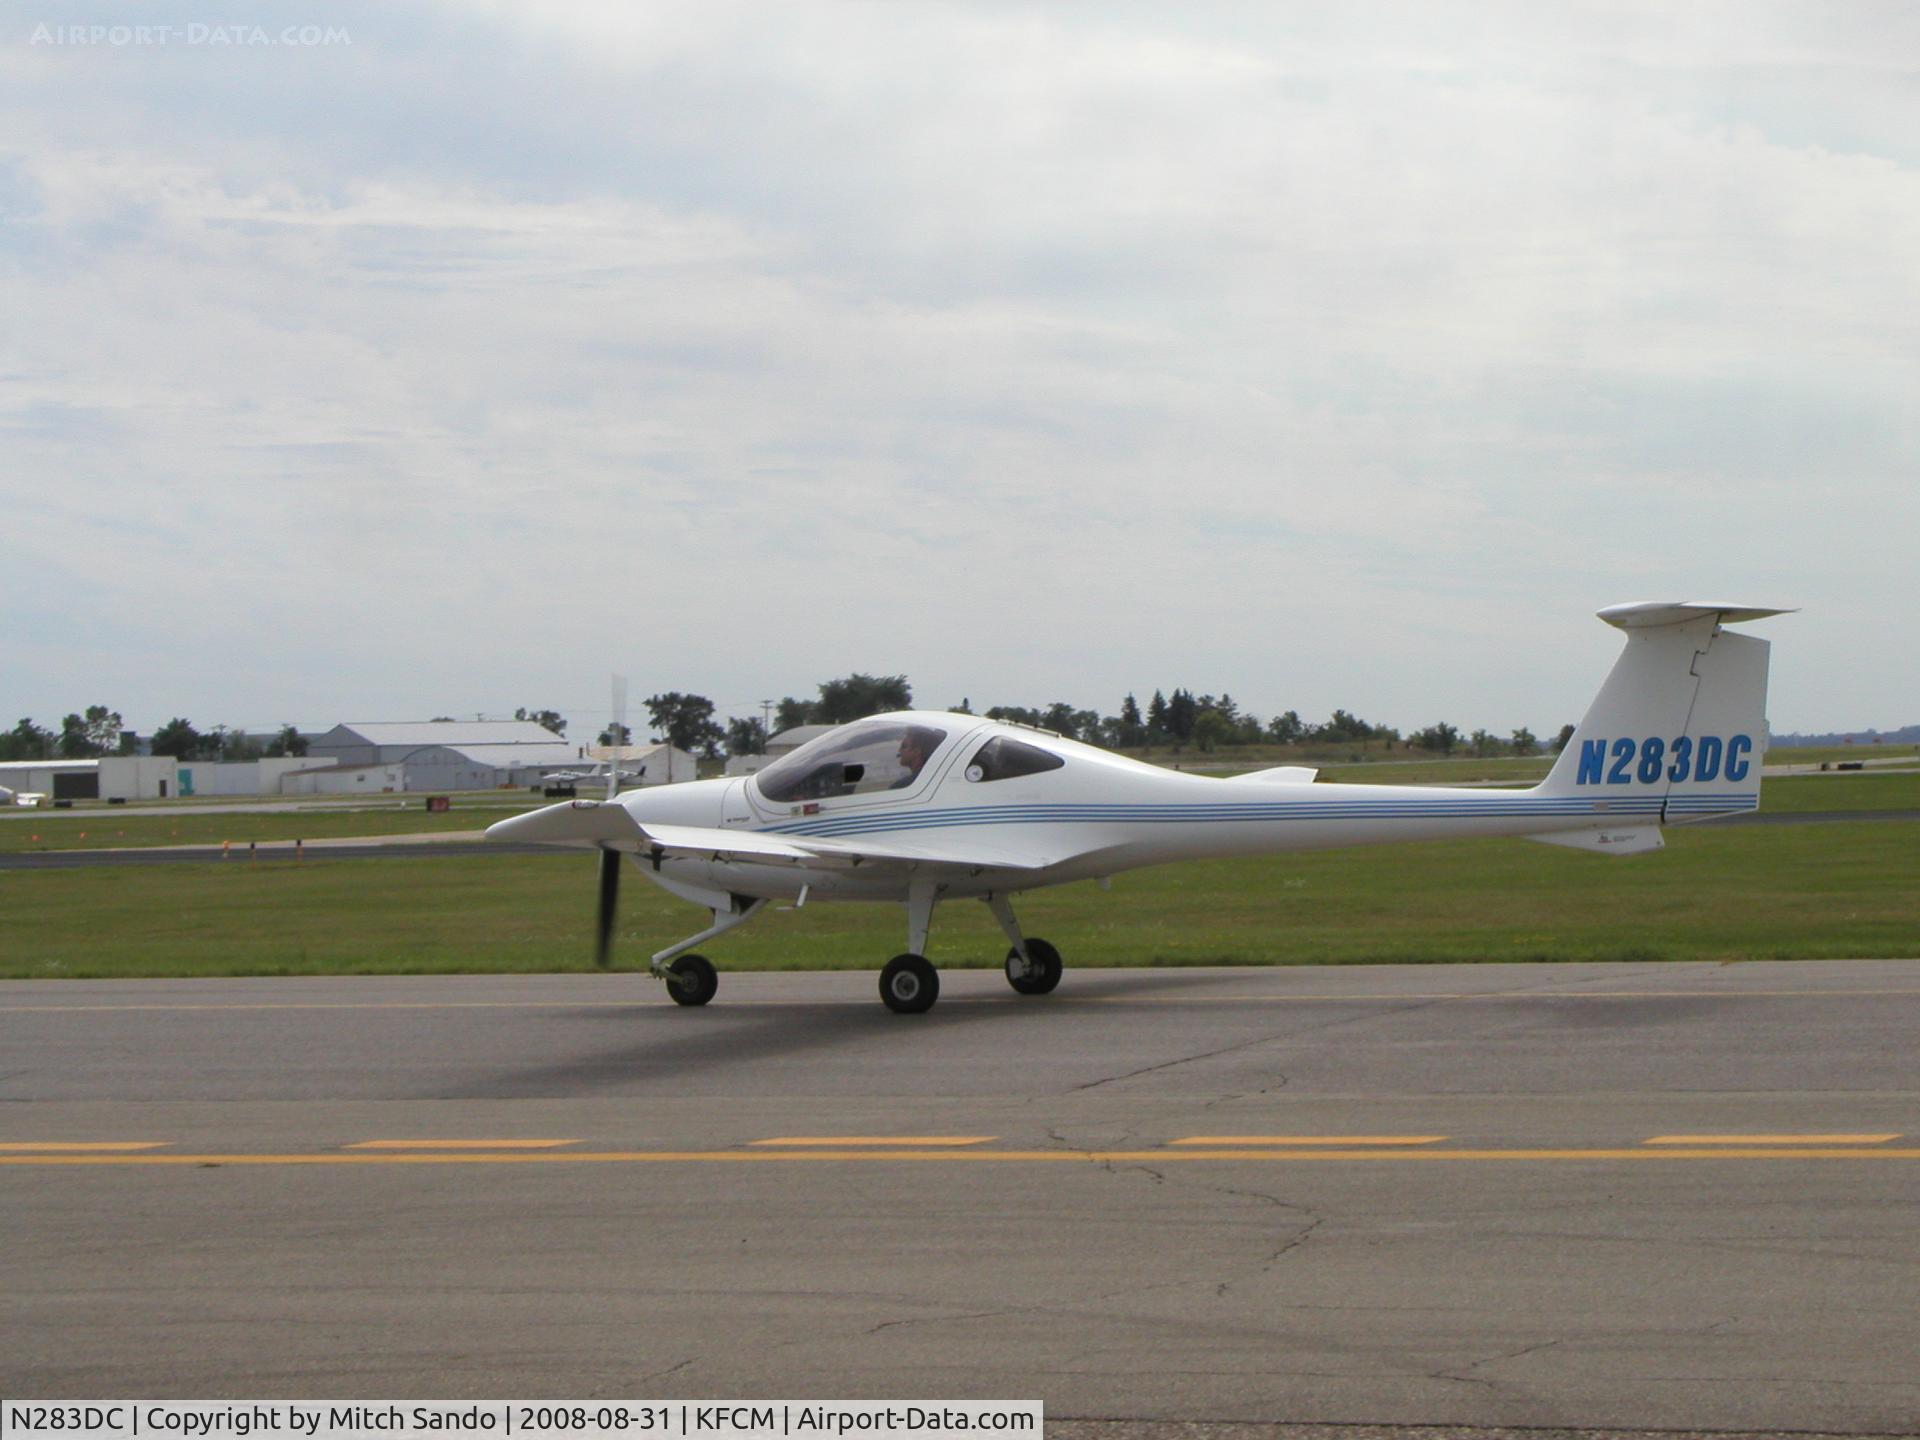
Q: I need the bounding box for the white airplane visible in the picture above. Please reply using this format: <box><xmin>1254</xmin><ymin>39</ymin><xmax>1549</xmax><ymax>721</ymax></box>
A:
<box><xmin>543</xmin><ymin>764</ymin><xmax>644</xmax><ymax>787</ymax></box>
<box><xmin>488</xmin><ymin>602</ymin><xmax>1789</xmax><ymax>1013</ymax></box>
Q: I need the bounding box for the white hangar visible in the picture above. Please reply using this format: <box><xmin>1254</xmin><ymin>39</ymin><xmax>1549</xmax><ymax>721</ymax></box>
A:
<box><xmin>306</xmin><ymin>720</ymin><xmax>583</xmax><ymax>792</ymax></box>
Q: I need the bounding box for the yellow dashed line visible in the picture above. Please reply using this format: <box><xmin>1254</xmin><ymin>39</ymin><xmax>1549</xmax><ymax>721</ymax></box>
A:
<box><xmin>5</xmin><ymin>1147</ymin><xmax>1920</xmax><ymax>1167</ymax></box>
<box><xmin>1644</xmin><ymin>1133</ymin><xmax>1901</xmax><ymax>1146</ymax></box>
<box><xmin>1171</xmin><ymin>1135</ymin><xmax>1446</xmax><ymax>1146</ymax></box>
<box><xmin>750</xmin><ymin>1136</ymin><xmax>995</xmax><ymax>1147</ymax></box>
<box><xmin>345</xmin><ymin>1139</ymin><xmax>579</xmax><ymax>1150</ymax></box>
<box><xmin>0</xmin><ymin>1141</ymin><xmax>170</xmax><ymax>1152</ymax></box>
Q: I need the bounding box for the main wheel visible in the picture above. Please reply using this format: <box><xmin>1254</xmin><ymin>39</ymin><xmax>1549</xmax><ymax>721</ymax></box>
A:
<box><xmin>665</xmin><ymin>953</ymin><xmax>718</xmax><ymax>1007</ymax></box>
<box><xmin>1005</xmin><ymin>936</ymin><xmax>1063</xmax><ymax>995</ymax></box>
<box><xmin>879</xmin><ymin>953</ymin><xmax>939</xmax><ymax>1014</ymax></box>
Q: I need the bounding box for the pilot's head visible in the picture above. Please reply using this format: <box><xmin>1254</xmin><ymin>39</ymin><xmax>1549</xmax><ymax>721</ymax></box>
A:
<box><xmin>896</xmin><ymin>726</ymin><xmax>940</xmax><ymax>774</ymax></box>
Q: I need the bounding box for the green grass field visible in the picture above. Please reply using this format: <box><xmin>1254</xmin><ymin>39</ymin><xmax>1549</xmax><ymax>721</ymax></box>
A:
<box><xmin>4</xmin><ymin>819</ymin><xmax>1914</xmax><ymax>979</ymax></box>
<box><xmin>1767</xmin><ymin>744</ymin><xmax>1920</xmax><ymax>767</ymax></box>
<box><xmin>1759</xmin><ymin>771</ymin><xmax>1919</xmax><ymax>812</ymax></box>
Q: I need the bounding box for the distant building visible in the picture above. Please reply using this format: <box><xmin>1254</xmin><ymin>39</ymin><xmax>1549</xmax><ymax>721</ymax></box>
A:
<box><xmin>0</xmin><ymin>757</ymin><xmax>179</xmax><ymax>802</ymax></box>
<box><xmin>308</xmin><ymin>721</ymin><xmax>583</xmax><ymax>792</ymax></box>
<box><xmin>173</xmin><ymin>757</ymin><xmax>333</xmax><ymax>797</ymax></box>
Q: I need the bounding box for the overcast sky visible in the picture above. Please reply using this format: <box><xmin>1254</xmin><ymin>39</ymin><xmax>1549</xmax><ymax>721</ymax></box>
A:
<box><xmin>4</xmin><ymin>2</ymin><xmax>1916</xmax><ymax>742</ymax></box>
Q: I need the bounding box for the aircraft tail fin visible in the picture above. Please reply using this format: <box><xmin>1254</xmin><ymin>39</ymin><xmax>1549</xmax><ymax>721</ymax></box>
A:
<box><xmin>1533</xmin><ymin>602</ymin><xmax>1791</xmax><ymax>826</ymax></box>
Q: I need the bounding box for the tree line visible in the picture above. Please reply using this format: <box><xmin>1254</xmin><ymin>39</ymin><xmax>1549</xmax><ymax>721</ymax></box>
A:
<box><xmin>536</xmin><ymin>673</ymin><xmax>1576</xmax><ymax>762</ymax></box>
<box><xmin>962</xmin><ymin>691</ymin><xmax>1571</xmax><ymax>759</ymax></box>
<box><xmin>1</xmin><ymin>709</ymin><xmax>308</xmax><ymax>762</ymax></box>
<box><xmin>10</xmin><ymin>678</ymin><xmax>1579</xmax><ymax>770</ymax></box>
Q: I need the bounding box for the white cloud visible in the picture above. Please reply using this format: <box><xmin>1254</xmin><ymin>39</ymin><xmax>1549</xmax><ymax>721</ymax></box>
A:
<box><xmin>2</xmin><ymin>2</ymin><xmax>1916</xmax><ymax>735</ymax></box>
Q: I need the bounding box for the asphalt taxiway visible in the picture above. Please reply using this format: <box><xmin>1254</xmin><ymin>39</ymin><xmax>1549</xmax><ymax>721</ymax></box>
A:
<box><xmin>3</xmin><ymin>962</ymin><xmax>1917</xmax><ymax>1438</ymax></box>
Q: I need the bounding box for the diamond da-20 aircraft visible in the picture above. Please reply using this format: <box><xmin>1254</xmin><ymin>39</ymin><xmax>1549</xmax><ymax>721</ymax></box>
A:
<box><xmin>486</xmin><ymin>602</ymin><xmax>1789</xmax><ymax>1013</ymax></box>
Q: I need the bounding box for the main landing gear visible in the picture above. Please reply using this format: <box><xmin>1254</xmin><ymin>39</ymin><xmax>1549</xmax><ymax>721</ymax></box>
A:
<box><xmin>874</xmin><ymin>888</ymin><xmax>1063</xmax><ymax>1014</ymax></box>
<box><xmin>645</xmin><ymin>884</ymin><xmax>1065</xmax><ymax>1015</ymax></box>
<box><xmin>879</xmin><ymin>953</ymin><xmax>938</xmax><ymax>1014</ymax></box>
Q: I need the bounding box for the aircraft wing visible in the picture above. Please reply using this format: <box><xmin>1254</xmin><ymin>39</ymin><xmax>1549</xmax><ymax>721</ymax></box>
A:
<box><xmin>486</xmin><ymin>802</ymin><xmax>1060</xmax><ymax>872</ymax></box>
<box><xmin>641</xmin><ymin>823</ymin><xmax>1059</xmax><ymax>872</ymax></box>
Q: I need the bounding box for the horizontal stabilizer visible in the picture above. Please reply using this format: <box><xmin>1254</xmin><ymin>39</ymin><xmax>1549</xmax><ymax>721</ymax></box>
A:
<box><xmin>1529</xmin><ymin>827</ymin><xmax>1665</xmax><ymax>856</ymax></box>
<box><xmin>1597</xmin><ymin>602</ymin><xmax>1795</xmax><ymax>630</ymax></box>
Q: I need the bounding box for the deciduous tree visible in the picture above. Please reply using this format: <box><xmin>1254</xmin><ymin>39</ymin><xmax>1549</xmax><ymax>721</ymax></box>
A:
<box><xmin>813</xmin><ymin>674</ymin><xmax>913</xmax><ymax>724</ymax></box>
<box><xmin>264</xmin><ymin>724</ymin><xmax>309</xmax><ymax>757</ymax></box>
<box><xmin>645</xmin><ymin>692</ymin><xmax>726</xmax><ymax>758</ymax></box>
<box><xmin>0</xmin><ymin>718</ymin><xmax>54</xmax><ymax>761</ymax></box>
<box><xmin>151</xmin><ymin>718</ymin><xmax>203</xmax><ymax>759</ymax></box>
<box><xmin>726</xmin><ymin>717</ymin><xmax>767</xmax><ymax>757</ymax></box>
<box><xmin>515</xmin><ymin>707</ymin><xmax>566</xmax><ymax>736</ymax></box>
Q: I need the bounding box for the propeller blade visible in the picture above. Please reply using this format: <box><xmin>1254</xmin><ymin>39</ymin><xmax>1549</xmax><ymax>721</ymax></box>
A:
<box><xmin>594</xmin><ymin>847</ymin><xmax>620</xmax><ymax>969</ymax></box>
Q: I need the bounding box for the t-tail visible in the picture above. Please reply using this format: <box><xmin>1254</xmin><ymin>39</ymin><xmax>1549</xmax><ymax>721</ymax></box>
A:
<box><xmin>1528</xmin><ymin>602</ymin><xmax>1793</xmax><ymax>856</ymax></box>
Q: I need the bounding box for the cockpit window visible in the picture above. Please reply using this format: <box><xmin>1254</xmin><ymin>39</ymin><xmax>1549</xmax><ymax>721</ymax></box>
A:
<box><xmin>754</xmin><ymin>721</ymin><xmax>952</xmax><ymax>804</ymax></box>
<box><xmin>963</xmin><ymin>736</ymin><xmax>1065</xmax><ymax>783</ymax></box>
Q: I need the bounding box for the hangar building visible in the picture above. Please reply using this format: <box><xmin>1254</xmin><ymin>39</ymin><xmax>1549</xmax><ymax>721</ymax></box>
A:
<box><xmin>303</xmin><ymin>725</ymin><xmax>656</xmax><ymax>794</ymax></box>
<box><xmin>306</xmin><ymin>720</ymin><xmax>583</xmax><ymax>792</ymax></box>
<box><xmin>0</xmin><ymin>756</ymin><xmax>180</xmax><ymax>802</ymax></box>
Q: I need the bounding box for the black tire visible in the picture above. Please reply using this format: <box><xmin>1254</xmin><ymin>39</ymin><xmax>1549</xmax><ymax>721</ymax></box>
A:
<box><xmin>1005</xmin><ymin>936</ymin><xmax>1063</xmax><ymax>995</ymax></box>
<box><xmin>665</xmin><ymin>953</ymin><xmax>719</xmax><ymax>1007</ymax></box>
<box><xmin>879</xmin><ymin>953</ymin><xmax>939</xmax><ymax>1014</ymax></box>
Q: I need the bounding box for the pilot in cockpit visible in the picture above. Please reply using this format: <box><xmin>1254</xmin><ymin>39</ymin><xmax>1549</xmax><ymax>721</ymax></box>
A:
<box><xmin>890</xmin><ymin>726</ymin><xmax>943</xmax><ymax>788</ymax></box>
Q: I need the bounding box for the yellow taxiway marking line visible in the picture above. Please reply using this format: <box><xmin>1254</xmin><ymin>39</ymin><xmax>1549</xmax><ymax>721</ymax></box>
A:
<box><xmin>1171</xmin><ymin>1135</ymin><xmax>1446</xmax><ymax>1146</ymax></box>
<box><xmin>6</xmin><ymin>1147</ymin><xmax>1920</xmax><ymax>1167</ymax></box>
<box><xmin>8</xmin><ymin>989</ymin><xmax>1920</xmax><ymax>1014</ymax></box>
<box><xmin>750</xmin><ymin>1136</ymin><xmax>994</xmax><ymax>1147</ymax></box>
<box><xmin>1644</xmin><ymin>1133</ymin><xmax>1901</xmax><ymax>1146</ymax></box>
<box><xmin>344</xmin><ymin>1139</ymin><xmax>579</xmax><ymax>1150</ymax></box>
<box><xmin>0</xmin><ymin>1141</ymin><xmax>170</xmax><ymax>1152</ymax></box>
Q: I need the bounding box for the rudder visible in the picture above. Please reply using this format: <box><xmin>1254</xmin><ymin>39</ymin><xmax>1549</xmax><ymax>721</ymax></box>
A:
<box><xmin>1535</xmin><ymin>602</ymin><xmax>1787</xmax><ymax>824</ymax></box>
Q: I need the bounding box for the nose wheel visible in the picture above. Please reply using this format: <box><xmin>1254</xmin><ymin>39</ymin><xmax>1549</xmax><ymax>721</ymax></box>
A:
<box><xmin>665</xmin><ymin>953</ymin><xmax>718</xmax><ymax>1006</ymax></box>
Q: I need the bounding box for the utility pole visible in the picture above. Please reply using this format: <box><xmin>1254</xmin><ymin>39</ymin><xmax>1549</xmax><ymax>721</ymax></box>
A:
<box><xmin>761</xmin><ymin>699</ymin><xmax>774</xmax><ymax>734</ymax></box>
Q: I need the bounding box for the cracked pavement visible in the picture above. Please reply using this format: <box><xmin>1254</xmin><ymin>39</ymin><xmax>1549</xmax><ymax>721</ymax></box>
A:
<box><xmin>3</xmin><ymin>961</ymin><xmax>1919</xmax><ymax>1436</ymax></box>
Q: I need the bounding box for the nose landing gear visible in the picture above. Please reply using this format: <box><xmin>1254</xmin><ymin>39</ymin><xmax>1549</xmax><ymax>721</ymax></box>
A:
<box><xmin>665</xmin><ymin>953</ymin><xmax>719</xmax><ymax>1007</ymax></box>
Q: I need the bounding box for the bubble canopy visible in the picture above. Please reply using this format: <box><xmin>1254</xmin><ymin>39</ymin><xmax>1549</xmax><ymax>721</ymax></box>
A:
<box><xmin>753</xmin><ymin>719</ymin><xmax>955</xmax><ymax>804</ymax></box>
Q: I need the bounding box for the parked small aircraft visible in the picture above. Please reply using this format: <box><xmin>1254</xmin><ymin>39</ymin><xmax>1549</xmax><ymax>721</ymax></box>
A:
<box><xmin>542</xmin><ymin>764</ymin><xmax>643</xmax><ymax>787</ymax></box>
<box><xmin>488</xmin><ymin>602</ymin><xmax>1789</xmax><ymax>1012</ymax></box>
